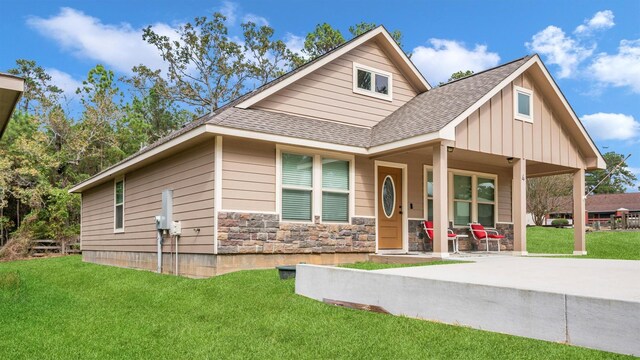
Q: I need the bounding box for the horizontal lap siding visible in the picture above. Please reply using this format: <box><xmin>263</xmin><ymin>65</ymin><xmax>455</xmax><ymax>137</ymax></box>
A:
<box><xmin>81</xmin><ymin>140</ymin><xmax>216</xmax><ymax>253</ymax></box>
<box><xmin>454</xmin><ymin>71</ymin><xmax>583</xmax><ymax>168</ymax></box>
<box><xmin>355</xmin><ymin>156</ymin><xmax>375</xmax><ymax>217</ymax></box>
<box><xmin>253</xmin><ymin>40</ymin><xmax>418</xmax><ymax>128</ymax></box>
<box><xmin>221</xmin><ymin>137</ymin><xmax>276</xmax><ymax>212</ymax></box>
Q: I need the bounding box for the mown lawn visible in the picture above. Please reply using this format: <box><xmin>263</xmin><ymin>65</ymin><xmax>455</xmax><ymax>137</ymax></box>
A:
<box><xmin>0</xmin><ymin>256</ymin><xmax>632</xmax><ymax>359</ymax></box>
<box><xmin>527</xmin><ymin>227</ymin><xmax>640</xmax><ymax>260</ymax></box>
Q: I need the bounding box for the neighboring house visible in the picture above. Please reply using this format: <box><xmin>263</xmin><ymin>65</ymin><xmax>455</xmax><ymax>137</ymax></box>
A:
<box><xmin>0</xmin><ymin>73</ymin><xmax>24</xmax><ymax>139</ymax></box>
<box><xmin>70</xmin><ymin>27</ymin><xmax>605</xmax><ymax>277</ymax></box>
<box><xmin>549</xmin><ymin>192</ymin><xmax>640</xmax><ymax>225</ymax></box>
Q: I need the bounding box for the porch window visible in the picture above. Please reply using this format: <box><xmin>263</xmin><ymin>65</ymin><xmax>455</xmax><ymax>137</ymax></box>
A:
<box><xmin>514</xmin><ymin>85</ymin><xmax>533</xmax><ymax>122</ymax></box>
<box><xmin>281</xmin><ymin>153</ymin><xmax>313</xmax><ymax>221</ymax></box>
<box><xmin>424</xmin><ymin>167</ymin><xmax>498</xmax><ymax>227</ymax></box>
<box><xmin>322</xmin><ymin>158</ymin><xmax>349</xmax><ymax>222</ymax></box>
<box><xmin>353</xmin><ymin>62</ymin><xmax>392</xmax><ymax>101</ymax></box>
<box><xmin>114</xmin><ymin>178</ymin><xmax>124</xmax><ymax>232</ymax></box>
<box><xmin>453</xmin><ymin>175</ymin><xmax>472</xmax><ymax>226</ymax></box>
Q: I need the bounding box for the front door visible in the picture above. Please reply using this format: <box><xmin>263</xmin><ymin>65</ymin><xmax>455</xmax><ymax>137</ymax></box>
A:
<box><xmin>377</xmin><ymin>166</ymin><xmax>403</xmax><ymax>250</ymax></box>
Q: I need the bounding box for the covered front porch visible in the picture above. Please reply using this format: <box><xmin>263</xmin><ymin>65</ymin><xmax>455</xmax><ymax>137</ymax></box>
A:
<box><xmin>367</xmin><ymin>141</ymin><xmax>587</xmax><ymax>258</ymax></box>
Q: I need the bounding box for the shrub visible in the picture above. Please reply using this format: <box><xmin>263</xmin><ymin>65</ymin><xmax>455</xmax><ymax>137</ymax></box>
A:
<box><xmin>551</xmin><ymin>218</ymin><xmax>569</xmax><ymax>227</ymax></box>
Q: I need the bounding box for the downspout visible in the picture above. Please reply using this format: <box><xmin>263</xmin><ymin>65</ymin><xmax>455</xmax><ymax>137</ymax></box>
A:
<box><xmin>175</xmin><ymin>235</ymin><xmax>180</xmax><ymax>276</ymax></box>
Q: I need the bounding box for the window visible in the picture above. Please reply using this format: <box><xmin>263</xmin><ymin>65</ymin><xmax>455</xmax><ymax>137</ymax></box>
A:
<box><xmin>322</xmin><ymin>158</ymin><xmax>349</xmax><ymax>222</ymax></box>
<box><xmin>114</xmin><ymin>178</ymin><xmax>124</xmax><ymax>232</ymax></box>
<box><xmin>514</xmin><ymin>85</ymin><xmax>533</xmax><ymax>122</ymax></box>
<box><xmin>424</xmin><ymin>167</ymin><xmax>497</xmax><ymax>227</ymax></box>
<box><xmin>353</xmin><ymin>62</ymin><xmax>392</xmax><ymax>100</ymax></box>
<box><xmin>280</xmin><ymin>149</ymin><xmax>353</xmax><ymax>223</ymax></box>
<box><xmin>281</xmin><ymin>153</ymin><xmax>313</xmax><ymax>221</ymax></box>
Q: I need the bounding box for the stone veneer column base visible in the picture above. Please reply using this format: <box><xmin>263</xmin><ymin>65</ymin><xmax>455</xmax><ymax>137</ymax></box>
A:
<box><xmin>83</xmin><ymin>250</ymin><xmax>370</xmax><ymax>278</ymax></box>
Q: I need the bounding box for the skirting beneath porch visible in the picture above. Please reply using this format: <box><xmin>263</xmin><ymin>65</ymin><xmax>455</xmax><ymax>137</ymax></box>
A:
<box><xmin>82</xmin><ymin>250</ymin><xmax>370</xmax><ymax>278</ymax></box>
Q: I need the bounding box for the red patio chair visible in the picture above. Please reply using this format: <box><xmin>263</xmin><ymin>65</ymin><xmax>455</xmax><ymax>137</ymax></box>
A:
<box><xmin>423</xmin><ymin>221</ymin><xmax>459</xmax><ymax>253</ymax></box>
<box><xmin>469</xmin><ymin>223</ymin><xmax>504</xmax><ymax>252</ymax></box>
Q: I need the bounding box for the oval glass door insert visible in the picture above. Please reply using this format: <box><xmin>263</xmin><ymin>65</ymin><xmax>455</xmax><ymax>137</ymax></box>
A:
<box><xmin>382</xmin><ymin>175</ymin><xmax>395</xmax><ymax>218</ymax></box>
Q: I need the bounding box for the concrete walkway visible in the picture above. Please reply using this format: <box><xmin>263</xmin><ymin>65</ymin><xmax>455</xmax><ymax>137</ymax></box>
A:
<box><xmin>296</xmin><ymin>257</ymin><xmax>640</xmax><ymax>356</ymax></box>
<box><xmin>378</xmin><ymin>256</ymin><xmax>640</xmax><ymax>302</ymax></box>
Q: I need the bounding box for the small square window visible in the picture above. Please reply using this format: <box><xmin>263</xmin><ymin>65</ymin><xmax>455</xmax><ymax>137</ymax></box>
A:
<box><xmin>357</xmin><ymin>69</ymin><xmax>372</xmax><ymax>91</ymax></box>
<box><xmin>353</xmin><ymin>62</ymin><xmax>392</xmax><ymax>101</ymax></box>
<box><xmin>514</xmin><ymin>86</ymin><xmax>533</xmax><ymax>122</ymax></box>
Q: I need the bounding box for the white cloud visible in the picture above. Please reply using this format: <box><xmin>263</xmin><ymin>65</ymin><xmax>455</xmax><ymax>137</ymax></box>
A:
<box><xmin>27</xmin><ymin>7</ymin><xmax>177</xmax><ymax>74</ymax></box>
<box><xmin>46</xmin><ymin>68</ymin><xmax>82</xmax><ymax>97</ymax></box>
<box><xmin>284</xmin><ymin>33</ymin><xmax>305</xmax><ymax>55</ymax></box>
<box><xmin>526</xmin><ymin>26</ymin><xmax>593</xmax><ymax>78</ymax></box>
<box><xmin>410</xmin><ymin>39</ymin><xmax>500</xmax><ymax>84</ymax></box>
<box><xmin>575</xmin><ymin>10</ymin><xmax>615</xmax><ymax>34</ymax></box>
<box><xmin>220</xmin><ymin>1</ymin><xmax>238</xmax><ymax>25</ymax></box>
<box><xmin>589</xmin><ymin>39</ymin><xmax>640</xmax><ymax>93</ymax></box>
<box><xmin>581</xmin><ymin>113</ymin><xmax>640</xmax><ymax>140</ymax></box>
<box><xmin>242</xmin><ymin>14</ymin><xmax>269</xmax><ymax>27</ymax></box>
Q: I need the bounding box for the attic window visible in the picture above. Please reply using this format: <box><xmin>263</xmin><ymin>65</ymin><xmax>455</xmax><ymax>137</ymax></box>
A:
<box><xmin>514</xmin><ymin>86</ymin><xmax>533</xmax><ymax>122</ymax></box>
<box><xmin>353</xmin><ymin>62</ymin><xmax>393</xmax><ymax>101</ymax></box>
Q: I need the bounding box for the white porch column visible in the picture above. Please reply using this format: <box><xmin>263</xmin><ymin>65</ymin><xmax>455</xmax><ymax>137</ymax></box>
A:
<box><xmin>512</xmin><ymin>158</ymin><xmax>527</xmax><ymax>255</ymax></box>
<box><xmin>432</xmin><ymin>143</ymin><xmax>449</xmax><ymax>258</ymax></box>
<box><xmin>573</xmin><ymin>168</ymin><xmax>587</xmax><ymax>255</ymax></box>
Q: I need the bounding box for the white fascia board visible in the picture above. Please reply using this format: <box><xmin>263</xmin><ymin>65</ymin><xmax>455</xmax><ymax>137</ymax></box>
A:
<box><xmin>69</xmin><ymin>126</ymin><xmax>210</xmax><ymax>193</ymax></box>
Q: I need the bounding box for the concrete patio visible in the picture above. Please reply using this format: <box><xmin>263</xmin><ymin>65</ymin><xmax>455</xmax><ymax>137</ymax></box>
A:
<box><xmin>296</xmin><ymin>256</ymin><xmax>640</xmax><ymax>356</ymax></box>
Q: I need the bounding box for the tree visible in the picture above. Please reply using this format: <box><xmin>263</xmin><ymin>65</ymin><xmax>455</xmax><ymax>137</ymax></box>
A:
<box><xmin>242</xmin><ymin>22</ymin><xmax>298</xmax><ymax>86</ymax></box>
<box><xmin>439</xmin><ymin>70</ymin><xmax>474</xmax><ymax>86</ymax></box>
<box><xmin>527</xmin><ymin>175</ymin><xmax>573</xmax><ymax>226</ymax></box>
<box><xmin>142</xmin><ymin>13</ymin><xmax>247</xmax><ymax>114</ymax></box>
<box><xmin>302</xmin><ymin>23</ymin><xmax>345</xmax><ymax>60</ymax></box>
<box><xmin>586</xmin><ymin>152</ymin><xmax>637</xmax><ymax>194</ymax></box>
<box><xmin>7</xmin><ymin>59</ymin><xmax>63</xmax><ymax>113</ymax></box>
<box><xmin>348</xmin><ymin>22</ymin><xmax>403</xmax><ymax>48</ymax></box>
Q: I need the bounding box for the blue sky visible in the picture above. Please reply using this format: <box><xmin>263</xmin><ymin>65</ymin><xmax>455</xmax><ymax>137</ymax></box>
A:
<box><xmin>2</xmin><ymin>0</ymin><xmax>639</xmax><ymax>189</ymax></box>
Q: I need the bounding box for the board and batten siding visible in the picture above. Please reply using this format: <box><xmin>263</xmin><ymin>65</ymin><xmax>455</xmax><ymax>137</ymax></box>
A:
<box><xmin>454</xmin><ymin>71</ymin><xmax>584</xmax><ymax>169</ymax></box>
<box><xmin>221</xmin><ymin>137</ymin><xmax>276</xmax><ymax>212</ymax></box>
<box><xmin>253</xmin><ymin>39</ymin><xmax>419</xmax><ymax>128</ymax></box>
<box><xmin>81</xmin><ymin>139</ymin><xmax>216</xmax><ymax>254</ymax></box>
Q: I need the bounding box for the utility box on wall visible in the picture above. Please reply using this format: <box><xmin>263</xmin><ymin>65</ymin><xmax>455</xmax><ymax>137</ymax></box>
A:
<box><xmin>156</xmin><ymin>189</ymin><xmax>173</xmax><ymax>230</ymax></box>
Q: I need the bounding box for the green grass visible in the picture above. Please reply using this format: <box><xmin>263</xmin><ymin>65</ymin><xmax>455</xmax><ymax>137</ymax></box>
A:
<box><xmin>527</xmin><ymin>227</ymin><xmax>640</xmax><ymax>260</ymax></box>
<box><xmin>0</xmin><ymin>256</ymin><xmax>631</xmax><ymax>359</ymax></box>
<box><xmin>341</xmin><ymin>260</ymin><xmax>468</xmax><ymax>270</ymax></box>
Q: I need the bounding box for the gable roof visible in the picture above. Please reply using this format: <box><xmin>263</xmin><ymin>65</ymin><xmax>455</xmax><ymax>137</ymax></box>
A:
<box><xmin>70</xmin><ymin>30</ymin><xmax>606</xmax><ymax>193</ymax></box>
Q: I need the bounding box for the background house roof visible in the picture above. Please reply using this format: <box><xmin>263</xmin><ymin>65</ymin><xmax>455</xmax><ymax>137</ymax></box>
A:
<box><xmin>554</xmin><ymin>193</ymin><xmax>640</xmax><ymax>213</ymax></box>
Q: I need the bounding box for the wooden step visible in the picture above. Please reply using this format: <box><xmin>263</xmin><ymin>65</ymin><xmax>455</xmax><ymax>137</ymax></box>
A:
<box><xmin>32</xmin><ymin>239</ymin><xmax>56</xmax><ymax>244</ymax></box>
<box><xmin>32</xmin><ymin>246</ymin><xmax>61</xmax><ymax>250</ymax></box>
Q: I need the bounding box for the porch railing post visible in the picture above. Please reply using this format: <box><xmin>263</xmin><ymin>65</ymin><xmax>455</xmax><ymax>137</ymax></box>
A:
<box><xmin>432</xmin><ymin>143</ymin><xmax>449</xmax><ymax>258</ymax></box>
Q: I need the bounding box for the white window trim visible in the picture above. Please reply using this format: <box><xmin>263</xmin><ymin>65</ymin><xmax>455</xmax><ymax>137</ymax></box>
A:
<box><xmin>514</xmin><ymin>85</ymin><xmax>533</xmax><ymax>123</ymax></box>
<box><xmin>276</xmin><ymin>144</ymin><xmax>355</xmax><ymax>225</ymax></box>
<box><xmin>352</xmin><ymin>62</ymin><xmax>393</xmax><ymax>101</ymax></box>
<box><xmin>114</xmin><ymin>176</ymin><xmax>125</xmax><ymax>233</ymax></box>
<box><xmin>423</xmin><ymin>166</ymin><xmax>498</xmax><ymax>228</ymax></box>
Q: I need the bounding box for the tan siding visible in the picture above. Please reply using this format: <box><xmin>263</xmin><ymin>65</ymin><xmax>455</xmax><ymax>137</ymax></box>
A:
<box><xmin>454</xmin><ymin>69</ymin><xmax>584</xmax><ymax>168</ymax></box>
<box><xmin>81</xmin><ymin>140</ymin><xmax>216</xmax><ymax>253</ymax></box>
<box><xmin>355</xmin><ymin>156</ymin><xmax>375</xmax><ymax>217</ymax></box>
<box><xmin>253</xmin><ymin>39</ymin><xmax>419</xmax><ymax>128</ymax></box>
<box><xmin>221</xmin><ymin>137</ymin><xmax>276</xmax><ymax>212</ymax></box>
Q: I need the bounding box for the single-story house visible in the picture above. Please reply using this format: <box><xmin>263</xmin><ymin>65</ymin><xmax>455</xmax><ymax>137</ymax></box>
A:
<box><xmin>0</xmin><ymin>73</ymin><xmax>24</xmax><ymax>139</ymax></box>
<box><xmin>549</xmin><ymin>192</ymin><xmax>640</xmax><ymax>225</ymax></box>
<box><xmin>70</xmin><ymin>26</ymin><xmax>605</xmax><ymax>277</ymax></box>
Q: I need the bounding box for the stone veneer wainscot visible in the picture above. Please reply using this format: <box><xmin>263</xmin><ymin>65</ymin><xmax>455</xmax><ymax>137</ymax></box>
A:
<box><xmin>217</xmin><ymin>212</ymin><xmax>376</xmax><ymax>254</ymax></box>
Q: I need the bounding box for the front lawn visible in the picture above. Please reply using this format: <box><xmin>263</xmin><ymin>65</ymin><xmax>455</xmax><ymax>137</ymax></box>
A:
<box><xmin>0</xmin><ymin>256</ymin><xmax>631</xmax><ymax>359</ymax></box>
<box><xmin>527</xmin><ymin>227</ymin><xmax>640</xmax><ymax>260</ymax></box>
